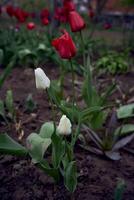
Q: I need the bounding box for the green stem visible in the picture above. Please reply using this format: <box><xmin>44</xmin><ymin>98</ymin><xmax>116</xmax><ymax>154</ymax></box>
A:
<box><xmin>47</xmin><ymin>89</ymin><xmax>56</xmax><ymax>133</ymax></box>
<box><xmin>59</xmin><ymin>61</ymin><xmax>65</xmax><ymax>94</ymax></box>
<box><xmin>69</xmin><ymin>60</ymin><xmax>76</xmax><ymax>106</ymax></box>
<box><xmin>71</xmin><ymin>117</ymin><xmax>81</xmax><ymax>148</ymax></box>
<box><xmin>80</xmin><ymin>30</ymin><xmax>86</xmax><ymax>66</ymax></box>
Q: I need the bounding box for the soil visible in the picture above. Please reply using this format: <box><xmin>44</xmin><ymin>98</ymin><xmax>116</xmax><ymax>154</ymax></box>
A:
<box><xmin>0</xmin><ymin>65</ymin><xmax>134</xmax><ymax>200</ymax></box>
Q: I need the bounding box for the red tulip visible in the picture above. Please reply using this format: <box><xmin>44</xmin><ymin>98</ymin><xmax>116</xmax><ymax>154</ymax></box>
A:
<box><xmin>89</xmin><ymin>9</ymin><xmax>94</xmax><ymax>19</ymax></box>
<box><xmin>54</xmin><ymin>7</ymin><xmax>68</xmax><ymax>23</ymax></box>
<box><xmin>14</xmin><ymin>8</ymin><xmax>27</xmax><ymax>23</ymax></box>
<box><xmin>40</xmin><ymin>8</ymin><xmax>49</xmax><ymax>19</ymax></box>
<box><xmin>104</xmin><ymin>23</ymin><xmax>112</xmax><ymax>30</ymax></box>
<box><xmin>52</xmin><ymin>30</ymin><xmax>76</xmax><ymax>59</ymax></box>
<box><xmin>68</xmin><ymin>11</ymin><xmax>85</xmax><ymax>32</ymax></box>
<box><xmin>63</xmin><ymin>0</ymin><xmax>75</xmax><ymax>12</ymax></box>
<box><xmin>27</xmin><ymin>22</ymin><xmax>36</xmax><ymax>30</ymax></box>
<box><xmin>6</xmin><ymin>5</ymin><xmax>14</xmax><ymax>17</ymax></box>
<box><xmin>42</xmin><ymin>18</ymin><xmax>49</xmax><ymax>25</ymax></box>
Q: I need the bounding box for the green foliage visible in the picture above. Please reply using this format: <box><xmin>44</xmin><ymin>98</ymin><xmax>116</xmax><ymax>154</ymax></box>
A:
<box><xmin>117</xmin><ymin>103</ymin><xmax>134</xmax><ymax>119</ymax></box>
<box><xmin>80</xmin><ymin>109</ymin><xmax>134</xmax><ymax>160</ymax></box>
<box><xmin>96</xmin><ymin>51</ymin><xmax>128</xmax><ymax>74</ymax></box>
<box><xmin>0</xmin><ymin>90</ymin><xmax>16</xmax><ymax>123</ymax></box>
<box><xmin>114</xmin><ymin>179</ymin><xmax>126</xmax><ymax>200</ymax></box>
<box><xmin>52</xmin><ymin>133</ymin><xmax>65</xmax><ymax>168</ymax></box>
<box><xmin>25</xmin><ymin>94</ymin><xmax>37</xmax><ymax>112</ymax></box>
<box><xmin>121</xmin><ymin>0</ymin><xmax>134</xmax><ymax>6</ymax></box>
<box><xmin>0</xmin><ymin>133</ymin><xmax>27</xmax><ymax>156</ymax></box>
<box><xmin>5</xmin><ymin>90</ymin><xmax>15</xmax><ymax>119</ymax></box>
<box><xmin>82</xmin><ymin>56</ymin><xmax>115</xmax><ymax>129</ymax></box>
<box><xmin>27</xmin><ymin>133</ymin><xmax>52</xmax><ymax>163</ymax></box>
<box><xmin>64</xmin><ymin>161</ymin><xmax>77</xmax><ymax>193</ymax></box>
<box><xmin>26</xmin><ymin>121</ymin><xmax>77</xmax><ymax>192</ymax></box>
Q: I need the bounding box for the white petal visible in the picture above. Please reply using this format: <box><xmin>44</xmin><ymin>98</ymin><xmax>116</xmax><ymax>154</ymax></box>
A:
<box><xmin>35</xmin><ymin>68</ymin><xmax>50</xmax><ymax>90</ymax></box>
<box><xmin>57</xmin><ymin>115</ymin><xmax>72</xmax><ymax>135</ymax></box>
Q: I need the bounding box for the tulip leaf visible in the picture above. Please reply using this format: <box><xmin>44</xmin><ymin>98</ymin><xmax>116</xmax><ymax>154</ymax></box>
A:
<box><xmin>52</xmin><ymin>133</ymin><xmax>65</xmax><ymax>168</ymax></box>
<box><xmin>0</xmin><ymin>133</ymin><xmax>27</xmax><ymax>156</ymax></box>
<box><xmin>25</xmin><ymin>94</ymin><xmax>37</xmax><ymax>112</ymax></box>
<box><xmin>27</xmin><ymin>133</ymin><xmax>51</xmax><ymax>163</ymax></box>
<box><xmin>18</xmin><ymin>49</ymin><xmax>36</xmax><ymax>60</ymax></box>
<box><xmin>37</xmin><ymin>44</ymin><xmax>46</xmax><ymax>51</ymax></box>
<box><xmin>38</xmin><ymin>160</ymin><xmax>60</xmax><ymax>183</ymax></box>
<box><xmin>0</xmin><ymin>49</ymin><xmax>4</xmax><ymax>65</ymax></box>
<box><xmin>0</xmin><ymin>100</ymin><xmax>5</xmax><ymax>119</ymax></box>
<box><xmin>114</xmin><ymin>124</ymin><xmax>134</xmax><ymax>136</ymax></box>
<box><xmin>105</xmin><ymin>151</ymin><xmax>121</xmax><ymax>160</ymax></box>
<box><xmin>64</xmin><ymin>161</ymin><xmax>77</xmax><ymax>193</ymax></box>
<box><xmin>117</xmin><ymin>104</ymin><xmax>134</xmax><ymax>119</ymax></box>
<box><xmin>5</xmin><ymin>90</ymin><xmax>14</xmax><ymax>118</ymax></box>
<box><xmin>114</xmin><ymin>179</ymin><xmax>126</xmax><ymax>200</ymax></box>
<box><xmin>39</xmin><ymin>122</ymin><xmax>54</xmax><ymax>138</ymax></box>
<box><xmin>112</xmin><ymin>133</ymin><xmax>134</xmax><ymax>151</ymax></box>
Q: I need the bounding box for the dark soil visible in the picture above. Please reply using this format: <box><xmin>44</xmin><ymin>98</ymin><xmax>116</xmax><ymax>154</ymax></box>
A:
<box><xmin>0</xmin><ymin>66</ymin><xmax>134</xmax><ymax>200</ymax></box>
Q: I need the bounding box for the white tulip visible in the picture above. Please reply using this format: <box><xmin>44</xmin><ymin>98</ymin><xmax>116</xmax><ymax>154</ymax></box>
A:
<box><xmin>35</xmin><ymin>68</ymin><xmax>50</xmax><ymax>90</ymax></box>
<box><xmin>57</xmin><ymin>115</ymin><xmax>72</xmax><ymax>135</ymax></box>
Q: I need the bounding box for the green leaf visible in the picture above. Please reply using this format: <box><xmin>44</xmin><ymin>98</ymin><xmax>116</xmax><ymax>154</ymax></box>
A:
<box><xmin>117</xmin><ymin>104</ymin><xmax>134</xmax><ymax>119</ymax></box>
<box><xmin>0</xmin><ymin>133</ymin><xmax>27</xmax><ymax>155</ymax></box>
<box><xmin>38</xmin><ymin>160</ymin><xmax>60</xmax><ymax>183</ymax></box>
<box><xmin>115</xmin><ymin>124</ymin><xmax>134</xmax><ymax>136</ymax></box>
<box><xmin>90</xmin><ymin>111</ymin><xmax>107</xmax><ymax>129</ymax></box>
<box><xmin>5</xmin><ymin>90</ymin><xmax>14</xmax><ymax>118</ymax></box>
<box><xmin>0</xmin><ymin>100</ymin><xmax>5</xmax><ymax>119</ymax></box>
<box><xmin>25</xmin><ymin>94</ymin><xmax>37</xmax><ymax>112</ymax></box>
<box><xmin>0</xmin><ymin>49</ymin><xmax>4</xmax><ymax>65</ymax></box>
<box><xmin>0</xmin><ymin>57</ymin><xmax>16</xmax><ymax>89</ymax></box>
<box><xmin>114</xmin><ymin>179</ymin><xmax>126</xmax><ymax>200</ymax></box>
<box><xmin>27</xmin><ymin>133</ymin><xmax>51</xmax><ymax>163</ymax></box>
<box><xmin>64</xmin><ymin>161</ymin><xmax>77</xmax><ymax>193</ymax></box>
<box><xmin>52</xmin><ymin>133</ymin><xmax>65</xmax><ymax>168</ymax></box>
<box><xmin>18</xmin><ymin>49</ymin><xmax>36</xmax><ymax>60</ymax></box>
<box><xmin>37</xmin><ymin>44</ymin><xmax>46</xmax><ymax>51</ymax></box>
<box><xmin>39</xmin><ymin>122</ymin><xmax>54</xmax><ymax>138</ymax></box>
<box><xmin>50</xmin><ymin>80</ymin><xmax>63</xmax><ymax>103</ymax></box>
<box><xmin>112</xmin><ymin>133</ymin><xmax>134</xmax><ymax>151</ymax></box>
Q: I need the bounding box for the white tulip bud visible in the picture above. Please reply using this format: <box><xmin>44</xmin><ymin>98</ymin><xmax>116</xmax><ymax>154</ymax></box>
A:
<box><xmin>35</xmin><ymin>68</ymin><xmax>50</xmax><ymax>90</ymax></box>
<box><xmin>57</xmin><ymin>115</ymin><xmax>72</xmax><ymax>135</ymax></box>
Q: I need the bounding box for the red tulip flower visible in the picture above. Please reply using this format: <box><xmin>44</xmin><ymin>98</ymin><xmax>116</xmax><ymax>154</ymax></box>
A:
<box><xmin>104</xmin><ymin>23</ymin><xmax>112</xmax><ymax>30</ymax></box>
<box><xmin>14</xmin><ymin>8</ymin><xmax>27</xmax><ymax>23</ymax></box>
<box><xmin>54</xmin><ymin>7</ymin><xmax>68</xmax><ymax>23</ymax></box>
<box><xmin>89</xmin><ymin>9</ymin><xmax>94</xmax><ymax>19</ymax></box>
<box><xmin>68</xmin><ymin>11</ymin><xmax>85</xmax><ymax>32</ymax></box>
<box><xmin>42</xmin><ymin>18</ymin><xmax>49</xmax><ymax>26</ymax></box>
<box><xmin>6</xmin><ymin>5</ymin><xmax>15</xmax><ymax>17</ymax></box>
<box><xmin>27</xmin><ymin>22</ymin><xmax>36</xmax><ymax>30</ymax></box>
<box><xmin>52</xmin><ymin>30</ymin><xmax>76</xmax><ymax>59</ymax></box>
<box><xmin>40</xmin><ymin>8</ymin><xmax>49</xmax><ymax>19</ymax></box>
<box><xmin>63</xmin><ymin>0</ymin><xmax>75</xmax><ymax>12</ymax></box>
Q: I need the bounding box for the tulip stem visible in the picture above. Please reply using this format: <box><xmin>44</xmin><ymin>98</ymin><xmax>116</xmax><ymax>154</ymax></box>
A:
<box><xmin>70</xmin><ymin>60</ymin><xmax>76</xmax><ymax>107</ymax></box>
<box><xmin>47</xmin><ymin>89</ymin><xmax>56</xmax><ymax>133</ymax></box>
<box><xmin>80</xmin><ymin>30</ymin><xmax>86</xmax><ymax>66</ymax></box>
<box><xmin>71</xmin><ymin>117</ymin><xmax>81</xmax><ymax>148</ymax></box>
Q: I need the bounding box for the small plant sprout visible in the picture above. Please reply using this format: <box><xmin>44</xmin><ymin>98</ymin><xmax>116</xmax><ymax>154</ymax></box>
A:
<box><xmin>0</xmin><ymin>90</ymin><xmax>16</xmax><ymax>124</ymax></box>
<box><xmin>25</xmin><ymin>94</ymin><xmax>37</xmax><ymax>112</ymax></box>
